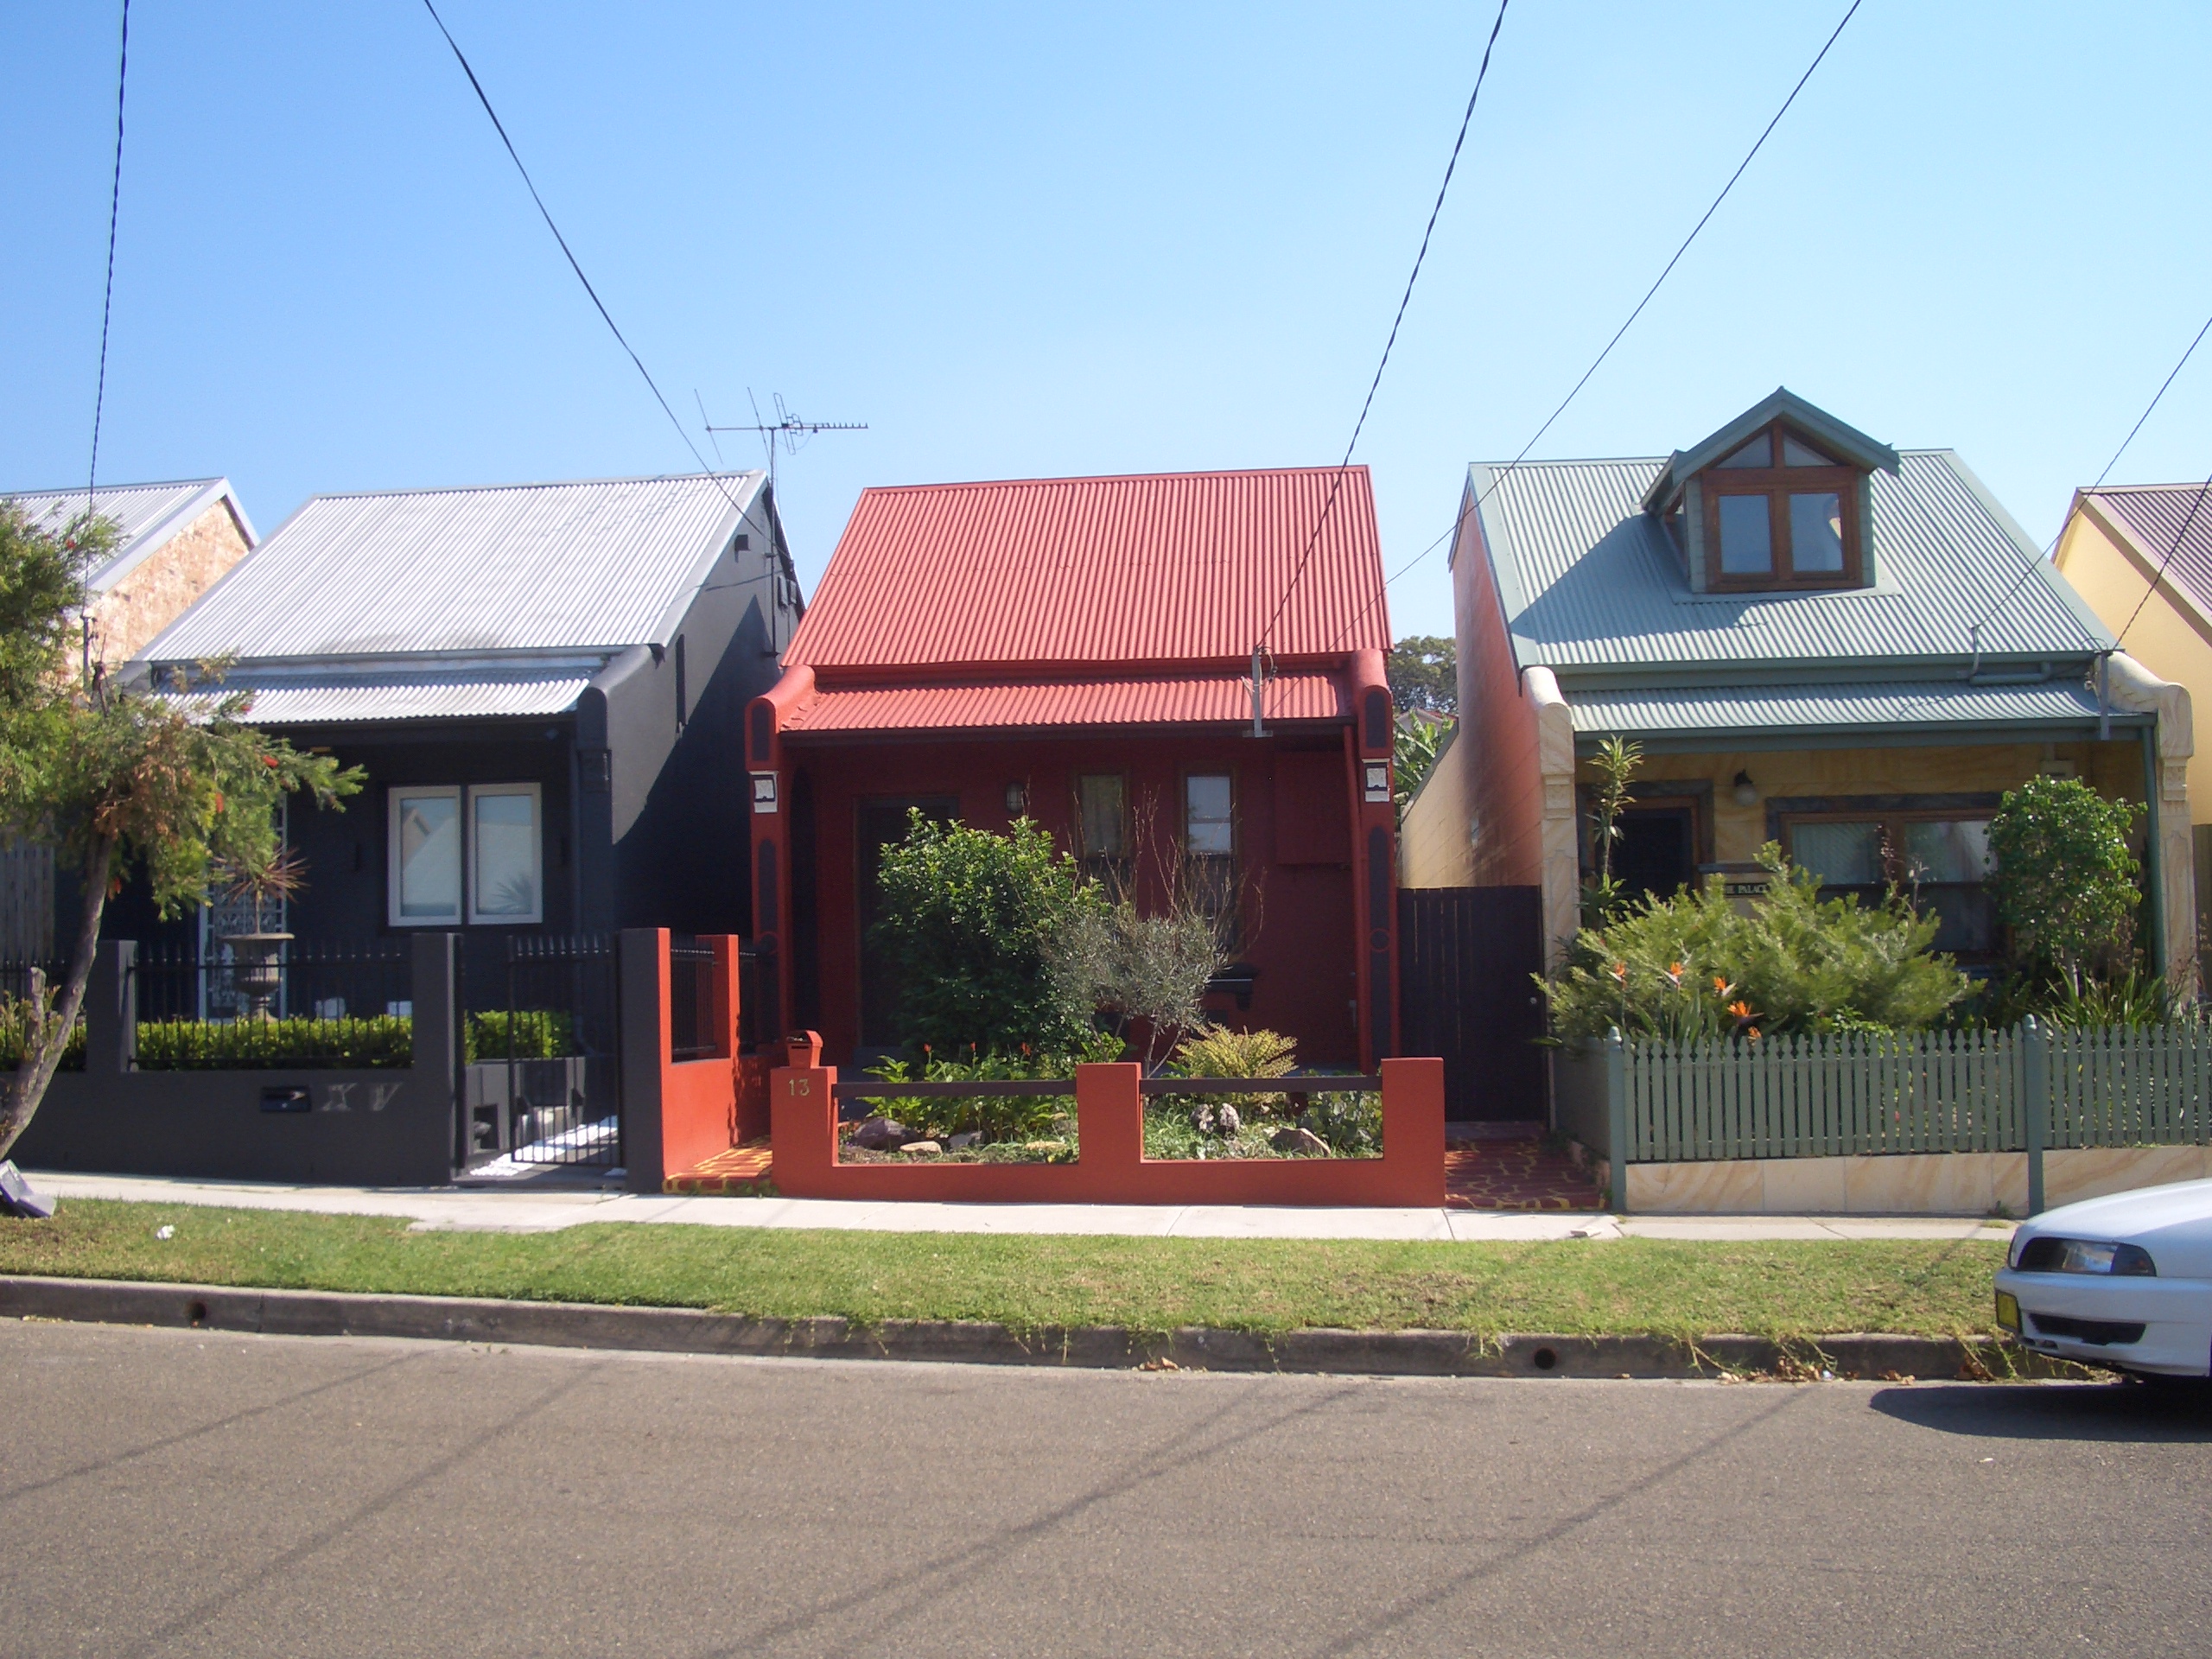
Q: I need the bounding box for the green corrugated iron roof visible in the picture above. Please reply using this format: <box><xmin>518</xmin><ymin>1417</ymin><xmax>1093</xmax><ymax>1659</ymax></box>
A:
<box><xmin>1465</xmin><ymin>448</ymin><xmax>2111</xmax><ymax>677</ymax></box>
<box><xmin>1566</xmin><ymin>677</ymin><xmax>2142</xmax><ymax>745</ymax></box>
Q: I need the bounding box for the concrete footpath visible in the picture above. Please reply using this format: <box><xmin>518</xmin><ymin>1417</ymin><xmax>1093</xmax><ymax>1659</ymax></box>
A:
<box><xmin>24</xmin><ymin>1170</ymin><xmax>2017</xmax><ymax>1243</ymax></box>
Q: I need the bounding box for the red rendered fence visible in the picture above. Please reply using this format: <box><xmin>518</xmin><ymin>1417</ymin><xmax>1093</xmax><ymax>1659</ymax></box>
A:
<box><xmin>768</xmin><ymin>1036</ymin><xmax>1445</xmax><ymax>1207</ymax></box>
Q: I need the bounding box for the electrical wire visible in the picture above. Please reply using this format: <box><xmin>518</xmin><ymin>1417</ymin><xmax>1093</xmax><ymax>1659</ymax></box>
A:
<box><xmin>1325</xmin><ymin>0</ymin><xmax>1864</xmax><ymax>651</ymax></box>
<box><xmin>86</xmin><ymin>0</ymin><xmax>130</xmax><ymax>518</ymax></box>
<box><xmin>1255</xmin><ymin>0</ymin><xmax>1510</xmax><ymax>657</ymax></box>
<box><xmin>1962</xmin><ymin>304</ymin><xmax>2212</xmax><ymax>650</ymax></box>
<box><xmin>419</xmin><ymin>0</ymin><xmax>743</xmax><ymax>512</ymax></box>
<box><xmin>2113</xmin><ymin>472</ymin><xmax>2212</xmax><ymax>648</ymax></box>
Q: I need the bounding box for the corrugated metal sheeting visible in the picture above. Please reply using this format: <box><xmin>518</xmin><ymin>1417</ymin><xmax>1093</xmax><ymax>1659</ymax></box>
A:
<box><xmin>146</xmin><ymin>473</ymin><xmax>760</xmax><ymax>662</ymax></box>
<box><xmin>785</xmin><ymin>672</ymin><xmax>1344</xmax><ymax>734</ymax></box>
<box><xmin>6</xmin><ymin>478</ymin><xmax>242</xmax><ymax>588</ymax></box>
<box><xmin>1474</xmin><ymin>451</ymin><xmax>2110</xmax><ymax>670</ymax></box>
<box><xmin>1566</xmin><ymin>677</ymin><xmax>2124</xmax><ymax>738</ymax></box>
<box><xmin>2088</xmin><ymin>485</ymin><xmax>2212</xmax><ymax>618</ymax></box>
<box><xmin>787</xmin><ymin>467</ymin><xmax>1389</xmax><ymax>671</ymax></box>
<box><xmin>172</xmin><ymin>673</ymin><xmax>591</xmax><ymax>725</ymax></box>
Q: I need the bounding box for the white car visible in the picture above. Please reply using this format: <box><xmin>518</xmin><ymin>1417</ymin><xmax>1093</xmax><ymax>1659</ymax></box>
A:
<box><xmin>1996</xmin><ymin>1179</ymin><xmax>2212</xmax><ymax>1379</ymax></box>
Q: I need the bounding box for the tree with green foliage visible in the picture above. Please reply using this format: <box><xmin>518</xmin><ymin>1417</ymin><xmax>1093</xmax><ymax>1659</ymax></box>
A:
<box><xmin>1391</xmin><ymin>713</ymin><xmax>1450</xmax><ymax>828</ymax></box>
<box><xmin>1986</xmin><ymin>775</ymin><xmax>2143</xmax><ymax>995</ymax></box>
<box><xmin>871</xmin><ymin>811</ymin><xmax>1105</xmax><ymax>1056</ymax></box>
<box><xmin>1386</xmin><ymin>635</ymin><xmax>1456</xmax><ymax>717</ymax></box>
<box><xmin>1539</xmin><ymin>844</ymin><xmax>1970</xmax><ymax>1046</ymax></box>
<box><xmin>0</xmin><ymin>503</ymin><xmax>362</xmax><ymax>1158</ymax></box>
<box><xmin>1580</xmin><ymin>734</ymin><xmax>1643</xmax><ymax>925</ymax></box>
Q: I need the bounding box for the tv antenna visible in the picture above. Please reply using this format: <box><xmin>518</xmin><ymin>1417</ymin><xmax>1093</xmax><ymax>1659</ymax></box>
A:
<box><xmin>706</xmin><ymin>391</ymin><xmax>868</xmax><ymax>499</ymax></box>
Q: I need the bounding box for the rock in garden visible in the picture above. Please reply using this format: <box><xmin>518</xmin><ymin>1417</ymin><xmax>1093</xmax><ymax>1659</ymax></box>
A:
<box><xmin>849</xmin><ymin>1116</ymin><xmax>913</xmax><ymax>1151</ymax></box>
<box><xmin>899</xmin><ymin>1140</ymin><xmax>943</xmax><ymax>1156</ymax></box>
<box><xmin>1269</xmin><ymin>1126</ymin><xmax>1331</xmax><ymax>1157</ymax></box>
<box><xmin>947</xmin><ymin>1131</ymin><xmax>982</xmax><ymax>1150</ymax></box>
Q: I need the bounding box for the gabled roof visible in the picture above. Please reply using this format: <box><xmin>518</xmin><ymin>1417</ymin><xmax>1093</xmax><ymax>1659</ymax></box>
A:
<box><xmin>1641</xmin><ymin>387</ymin><xmax>1901</xmax><ymax>515</ymax></box>
<box><xmin>2075</xmin><ymin>484</ymin><xmax>2212</xmax><ymax>620</ymax></box>
<box><xmin>4</xmin><ymin>478</ymin><xmax>256</xmax><ymax>593</ymax></box>
<box><xmin>143</xmin><ymin>472</ymin><xmax>766</xmax><ymax>665</ymax></box>
<box><xmin>786</xmin><ymin>467</ymin><xmax>1389</xmax><ymax>676</ymax></box>
<box><xmin>1467</xmin><ymin>449</ymin><xmax>2109</xmax><ymax>677</ymax></box>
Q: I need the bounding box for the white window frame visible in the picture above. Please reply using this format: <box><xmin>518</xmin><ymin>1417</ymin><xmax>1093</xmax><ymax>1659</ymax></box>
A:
<box><xmin>388</xmin><ymin>785</ymin><xmax>463</xmax><ymax>928</ymax></box>
<box><xmin>467</xmin><ymin>783</ymin><xmax>544</xmax><ymax>926</ymax></box>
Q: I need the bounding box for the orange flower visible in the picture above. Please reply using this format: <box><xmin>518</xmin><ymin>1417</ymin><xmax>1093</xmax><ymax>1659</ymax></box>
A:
<box><xmin>1747</xmin><ymin>1027</ymin><xmax>1762</xmax><ymax>1041</ymax></box>
<box><xmin>1728</xmin><ymin>1001</ymin><xmax>1754</xmax><ymax>1021</ymax></box>
<box><xmin>1666</xmin><ymin>962</ymin><xmax>1685</xmax><ymax>988</ymax></box>
<box><xmin>1611</xmin><ymin>962</ymin><xmax>1628</xmax><ymax>983</ymax></box>
<box><xmin>1712</xmin><ymin>976</ymin><xmax>1730</xmax><ymax>995</ymax></box>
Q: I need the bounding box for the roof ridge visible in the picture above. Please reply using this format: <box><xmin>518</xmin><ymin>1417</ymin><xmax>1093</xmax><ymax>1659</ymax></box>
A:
<box><xmin>854</xmin><ymin>465</ymin><xmax>1374</xmax><ymax>496</ymax></box>
<box><xmin>4</xmin><ymin>476</ymin><xmax>226</xmax><ymax>497</ymax></box>
<box><xmin>302</xmin><ymin>471</ymin><xmax>764</xmax><ymax>503</ymax></box>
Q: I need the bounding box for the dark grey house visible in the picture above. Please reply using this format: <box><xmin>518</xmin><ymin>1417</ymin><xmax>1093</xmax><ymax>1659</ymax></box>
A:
<box><xmin>120</xmin><ymin>471</ymin><xmax>801</xmax><ymax>950</ymax></box>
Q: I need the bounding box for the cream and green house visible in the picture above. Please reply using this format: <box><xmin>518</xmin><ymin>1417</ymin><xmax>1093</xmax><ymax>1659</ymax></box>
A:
<box><xmin>1402</xmin><ymin>388</ymin><xmax>2196</xmax><ymax>991</ymax></box>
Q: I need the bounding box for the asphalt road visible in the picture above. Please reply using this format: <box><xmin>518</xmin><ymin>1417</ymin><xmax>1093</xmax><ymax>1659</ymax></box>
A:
<box><xmin>3</xmin><ymin>1321</ymin><xmax>2206</xmax><ymax>1658</ymax></box>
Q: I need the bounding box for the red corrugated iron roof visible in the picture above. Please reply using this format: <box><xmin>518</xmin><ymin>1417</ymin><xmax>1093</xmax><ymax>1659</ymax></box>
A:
<box><xmin>782</xmin><ymin>672</ymin><xmax>1345</xmax><ymax>736</ymax></box>
<box><xmin>786</xmin><ymin>467</ymin><xmax>1389</xmax><ymax>672</ymax></box>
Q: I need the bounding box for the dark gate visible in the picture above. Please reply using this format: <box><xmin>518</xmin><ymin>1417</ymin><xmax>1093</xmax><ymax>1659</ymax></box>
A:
<box><xmin>459</xmin><ymin>933</ymin><xmax>621</xmax><ymax>1169</ymax></box>
<box><xmin>1397</xmin><ymin>887</ymin><xmax>1547</xmax><ymax>1123</ymax></box>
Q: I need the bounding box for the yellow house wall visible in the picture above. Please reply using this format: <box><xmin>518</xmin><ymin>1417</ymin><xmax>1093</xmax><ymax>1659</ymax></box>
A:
<box><xmin>2055</xmin><ymin>506</ymin><xmax>2212</xmax><ymax>823</ymax></box>
<box><xmin>1582</xmin><ymin>740</ymin><xmax>2148</xmax><ymax>868</ymax></box>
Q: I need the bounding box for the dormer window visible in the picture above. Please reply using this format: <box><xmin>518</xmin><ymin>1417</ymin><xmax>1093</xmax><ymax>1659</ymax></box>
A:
<box><xmin>1701</xmin><ymin>421</ymin><xmax>1862</xmax><ymax>592</ymax></box>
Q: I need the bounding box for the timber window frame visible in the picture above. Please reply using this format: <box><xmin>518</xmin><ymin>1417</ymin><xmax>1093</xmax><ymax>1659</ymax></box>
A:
<box><xmin>1700</xmin><ymin>421</ymin><xmax>1864</xmax><ymax>593</ymax></box>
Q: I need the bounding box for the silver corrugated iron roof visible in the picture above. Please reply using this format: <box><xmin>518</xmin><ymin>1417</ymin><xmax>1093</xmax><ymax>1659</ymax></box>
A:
<box><xmin>1566</xmin><ymin>677</ymin><xmax>2133</xmax><ymax>740</ymax></box>
<box><xmin>1469</xmin><ymin>450</ymin><xmax>2111</xmax><ymax>672</ymax></box>
<box><xmin>143</xmin><ymin>472</ymin><xmax>763</xmax><ymax>664</ymax></box>
<box><xmin>5</xmin><ymin>478</ymin><xmax>254</xmax><ymax>591</ymax></box>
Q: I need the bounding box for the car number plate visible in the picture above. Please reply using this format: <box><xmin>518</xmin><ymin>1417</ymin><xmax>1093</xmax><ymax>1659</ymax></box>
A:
<box><xmin>1994</xmin><ymin>1290</ymin><xmax>2020</xmax><ymax>1333</ymax></box>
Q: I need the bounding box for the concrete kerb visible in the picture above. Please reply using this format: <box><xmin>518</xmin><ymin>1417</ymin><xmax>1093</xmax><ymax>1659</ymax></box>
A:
<box><xmin>0</xmin><ymin>1274</ymin><xmax>2084</xmax><ymax>1382</ymax></box>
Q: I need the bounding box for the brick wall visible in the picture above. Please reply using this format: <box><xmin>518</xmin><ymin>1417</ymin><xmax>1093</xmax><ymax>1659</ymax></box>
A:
<box><xmin>90</xmin><ymin>500</ymin><xmax>253</xmax><ymax>669</ymax></box>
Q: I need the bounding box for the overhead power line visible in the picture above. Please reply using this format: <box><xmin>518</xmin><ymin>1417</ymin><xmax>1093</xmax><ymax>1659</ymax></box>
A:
<box><xmin>1328</xmin><ymin>0</ymin><xmax>1864</xmax><ymax>648</ymax></box>
<box><xmin>2114</xmin><ymin>473</ymin><xmax>2212</xmax><ymax>648</ymax></box>
<box><xmin>418</xmin><ymin>0</ymin><xmax>741</xmax><ymax>511</ymax></box>
<box><xmin>1962</xmin><ymin>304</ymin><xmax>2212</xmax><ymax>652</ymax></box>
<box><xmin>86</xmin><ymin>0</ymin><xmax>130</xmax><ymax>518</ymax></box>
<box><xmin>1255</xmin><ymin>0</ymin><xmax>1512</xmax><ymax>658</ymax></box>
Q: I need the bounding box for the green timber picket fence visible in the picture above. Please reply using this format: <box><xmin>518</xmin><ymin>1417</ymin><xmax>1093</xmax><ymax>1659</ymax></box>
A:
<box><xmin>1562</xmin><ymin>1020</ymin><xmax>2212</xmax><ymax>1211</ymax></box>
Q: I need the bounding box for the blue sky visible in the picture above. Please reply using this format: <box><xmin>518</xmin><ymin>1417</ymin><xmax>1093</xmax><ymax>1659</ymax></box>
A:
<box><xmin>5</xmin><ymin>2</ymin><xmax>2209</xmax><ymax>643</ymax></box>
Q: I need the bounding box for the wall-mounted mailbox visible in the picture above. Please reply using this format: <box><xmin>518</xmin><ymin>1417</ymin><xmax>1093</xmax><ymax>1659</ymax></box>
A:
<box><xmin>260</xmin><ymin>1086</ymin><xmax>311</xmax><ymax>1115</ymax></box>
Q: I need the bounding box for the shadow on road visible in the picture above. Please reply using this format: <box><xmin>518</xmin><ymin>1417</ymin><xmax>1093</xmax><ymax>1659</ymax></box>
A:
<box><xmin>1869</xmin><ymin>1379</ymin><xmax>2212</xmax><ymax>1443</ymax></box>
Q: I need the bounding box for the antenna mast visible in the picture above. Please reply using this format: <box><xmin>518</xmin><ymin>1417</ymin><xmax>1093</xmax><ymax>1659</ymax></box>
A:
<box><xmin>708</xmin><ymin>391</ymin><xmax>868</xmax><ymax>499</ymax></box>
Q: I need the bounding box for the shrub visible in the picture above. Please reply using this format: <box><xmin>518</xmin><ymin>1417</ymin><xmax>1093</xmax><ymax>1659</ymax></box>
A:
<box><xmin>464</xmin><ymin>1009</ymin><xmax>575</xmax><ymax>1063</ymax></box>
<box><xmin>860</xmin><ymin>1033</ymin><xmax>1122</xmax><ymax>1143</ymax></box>
<box><xmin>1986</xmin><ymin>775</ymin><xmax>2144</xmax><ymax>993</ymax></box>
<box><xmin>1045</xmin><ymin>899</ymin><xmax>1226</xmax><ymax>1063</ymax></box>
<box><xmin>1162</xmin><ymin>1027</ymin><xmax>1297</xmax><ymax>1123</ymax></box>
<box><xmin>134</xmin><ymin>1014</ymin><xmax>412</xmax><ymax>1070</ymax></box>
<box><xmin>872</xmin><ymin>813</ymin><xmax>1104</xmax><ymax>1055</ymax></box>
<box><xmin>0</xmin><ymin>997</ymin><xmax>84</xmax><ymax>1072</ymax></box>
<box><xmin>1540</xmin><ymin>844</ymin><xmax>1970</xmax><ymax>1046</ymax></box>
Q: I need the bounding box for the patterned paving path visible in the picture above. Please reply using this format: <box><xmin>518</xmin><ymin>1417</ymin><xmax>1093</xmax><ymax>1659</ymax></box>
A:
<box><xmin>1445</xmin><ymin>1135</ymin><xmax>1605</xmax><ymax>1212</ymax></box>
<box><xmin>664</xmin><ymin>1143</ymin><xmax>772</xmax><ymax>1194</ymax></box>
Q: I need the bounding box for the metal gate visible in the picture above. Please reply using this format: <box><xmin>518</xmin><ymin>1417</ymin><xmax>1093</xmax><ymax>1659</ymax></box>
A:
<box><xmin>461</xmin><ymin>933</ymin><xmax>622</xmax><ymax>1170</ymax></box>
<box><xmin>1397</xmin><ymin>887</ymin><xmax>1547</xmax><ymax>1122</ymax></box>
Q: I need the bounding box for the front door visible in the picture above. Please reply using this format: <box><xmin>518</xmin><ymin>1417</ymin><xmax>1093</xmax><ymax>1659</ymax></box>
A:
<box><xmin>855</xmin><ymin>796</ymin><xmax>960</xmax><ymax>1050</ymax></box>
<box><xmin>1613</xmin><ymin>806</ymin><xmax>1697</xmax><ymax>903</ymax></box>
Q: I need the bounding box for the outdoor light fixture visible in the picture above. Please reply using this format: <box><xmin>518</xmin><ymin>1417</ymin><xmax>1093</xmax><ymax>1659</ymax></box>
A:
<box><xmin>1732</xmin><ymin>770</ymin><xmax>1758</xmax><ymax>807</ymax></box>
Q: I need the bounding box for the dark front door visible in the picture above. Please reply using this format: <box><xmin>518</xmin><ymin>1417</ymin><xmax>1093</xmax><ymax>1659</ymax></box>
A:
<box><xmin>1397</xmin><ymin>887</ymin><xmax>1546</xmax><ymax>1122</ymax></box>
<box><xmin>1613</xmin><ymin>806</ymin><xmax>1696</xmax><ymax>902</ymax></box>
<box><xmin>856</xmin><ymin>796</ymin><xmax>960</xmax><ymax>1049</ymax></box>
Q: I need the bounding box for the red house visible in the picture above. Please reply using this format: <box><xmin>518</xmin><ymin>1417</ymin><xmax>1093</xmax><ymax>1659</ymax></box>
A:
<box><xmin>745</xmin><ymin>467</ymin><xmax>1397</xmax><ymax>1069</ymax></box>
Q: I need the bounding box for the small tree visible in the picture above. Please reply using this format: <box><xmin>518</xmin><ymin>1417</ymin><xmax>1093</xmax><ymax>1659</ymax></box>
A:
<box><xmin>1581</xmin><ymin>734</ymin><xmax>1642</xmax><ymax>925</ymax></box>
<box><xmin>1386</xmin><ymin>635</ymin><xmax>1456</xmax><ymax>717</ymax></box>
<box><xmin>1986</xmin><ymin>776</ymin><xmax>2143</xmax><ymax>995</ymax></box>
<box><xmin>0</xmin><ymin>504</ymin><xmax>362</xmax><ymax>1158</ymax></box>
<box><xmin>1045</xmin><ymin>899</ymin><xmax>1224</xmax><ymax>1065</ymax></box>
<box><xmin>1392</xmin><ymin>712</ymin><xmax>1451</xmax><ymax>829</ymax></box>
<box><xmin>871</xmin><ymin>811</ymin><xmax>1103</xmax><ymax>1056</ymax></box>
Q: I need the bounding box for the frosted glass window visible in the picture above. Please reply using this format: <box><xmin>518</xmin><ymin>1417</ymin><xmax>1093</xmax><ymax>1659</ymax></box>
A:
<box><xmin>471</xmin><ymin>786</ymin><xmax>543</xmax><ymax>925</ymax></box>
<box><xmin>391</xmin><ymin>788</ymin><xmax>461</xmax><ymax>925</ymax></box>
<box><xmin>1904</xmin><ymin>820</ymin><xmax>1992</xmax><ymax>886</ymax></box>
<box><xmin>1791</xmin><ymin>821</ymin><xmax>1884</xmax><ymax>887</ymax></box>
<box><xmin>1717</xmin><ymin>495</ymin><xmax>1773</xmax><ymax>574</ymax></box>
<box><xmin>1716</xmin><ymin>434</ymin><xmax>1772</xmax><ymax>468</ymax></box>
<box><xmin>1790</xmin><ymin>493</ymin><xmax>1846</xmax><ymax>573</ymax></box>
<box><xmin>1782</xmin><ymin>433</ymin><xmax>1835</xmax><ymax>467</ymax></box>
<box><xmin>1185</xmin><ymin>774</ymin><xmax>1233</xmax><ymax>855</ymax></box>
<box><xmin>1077</xmin><ymin>774</ymin><xmax>1126</xmax><ymax>860</ymax></box>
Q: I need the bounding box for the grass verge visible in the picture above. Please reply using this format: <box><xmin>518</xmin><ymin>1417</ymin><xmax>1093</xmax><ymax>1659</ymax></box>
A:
<box><xmin>0</xmin><ymin>1199</ymin><xmax>2006</xmax><ymax>1340</ymax></box>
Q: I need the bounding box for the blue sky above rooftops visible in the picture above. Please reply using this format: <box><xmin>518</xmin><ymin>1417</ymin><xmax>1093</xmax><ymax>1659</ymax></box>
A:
<box><xmin>5</xmin><ymin>3</ymin><xmax>2209</xmax><ymax>644</ymax></box>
